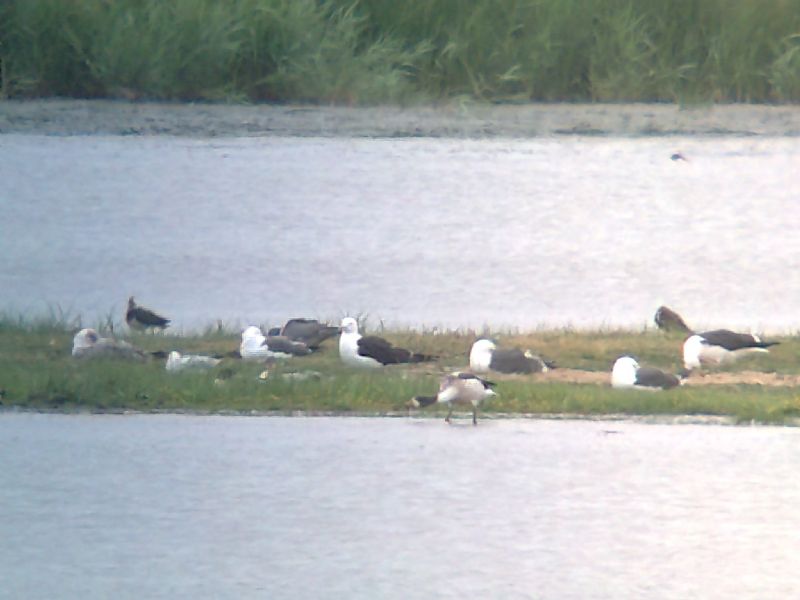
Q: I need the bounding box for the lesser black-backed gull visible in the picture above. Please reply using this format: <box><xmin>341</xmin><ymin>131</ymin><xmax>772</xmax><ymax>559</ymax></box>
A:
<box><xmin>683</xmin><ymin>330</ymin><xmax>778</xmax><ymax>371</ymax></box>
<box><xmin>338</xmin><ymin>317</ymin><xmax>436</xmax><ymax>368</ymax></box>
<box><xmin>469</xmin><ymin>339</ymin><xmax>553</xmax><ymax>375</ymax></box>
<box><xmin>611</xmin><ymin>356</ymin><xmax>681</xmax><ymax>390</ymax></box>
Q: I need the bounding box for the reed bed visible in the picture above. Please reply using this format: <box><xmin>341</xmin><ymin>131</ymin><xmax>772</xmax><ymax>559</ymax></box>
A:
<box><xmin>2</xmin><ymin>315</ymin><xmax>800</xmax><ymax>425</ymax></box>
<box><xmin>3</xmin><ymin>0</ymin><xmax>800</xmax><ymax>104</ymax></box>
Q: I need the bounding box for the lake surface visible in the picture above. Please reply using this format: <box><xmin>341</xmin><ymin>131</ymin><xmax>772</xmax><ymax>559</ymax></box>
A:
<box><xmin>2</xmin><ymin>133</ymin><xmax>800</xmax><ymax>332</ymax></box>
<box><xmin>2</xmin><ymin>413</ymin><xmax>800</xmax><ymax>599</ymax></box>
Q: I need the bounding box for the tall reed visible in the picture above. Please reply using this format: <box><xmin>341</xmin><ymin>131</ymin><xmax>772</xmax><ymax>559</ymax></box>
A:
<box><xmin>3</xmin><ymin>0</ymin><xmax>800</xmax><ymax>103</ymax></box>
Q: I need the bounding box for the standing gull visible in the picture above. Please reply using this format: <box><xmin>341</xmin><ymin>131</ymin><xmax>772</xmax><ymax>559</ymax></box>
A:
<box><xmin>126</xmin><ymin>297</ymin><xmax>170</xmax><ymax>332</ymax></box>
<box><xmin>338</xmin><ymin>317</ymin><xmax>436</xmax><ymax>368</ymax></box>
<box><xmin>469</xmin><ymin>339</ymin><xmax>553</xmax><ymax>375</ymax></box>
<box><xmin>408</xmin><ymin>372</ymin><xmax>497</xmax><ymax>425</ymax></box>
<box><xmin>654</xmin><ymin>306</ymin><xmax>692</xmax><ymax>334</ymax></box>
<box><xmin>611</xmin><ymin>356</ymin><xmax>681</xmax><ymax>390</ymax></box>
<box><xmin>240</xmin><ymin>326</ymin><xmax>311</xmax><ymax>361</ymax></box>
<box><xmin>683</xmin><ymin>330</ymin><xmax>778</xmax><ymax>371</ymax></box>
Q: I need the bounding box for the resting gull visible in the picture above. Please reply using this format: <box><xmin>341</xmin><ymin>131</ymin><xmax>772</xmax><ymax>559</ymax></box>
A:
<box><xmin>72</xmin><ymin>328</ymin><xmax>147</xmax><ymax>361</ymax></box>
<box><xmin>683</xmin><ymin>329</ymin><xmax>778</xmax><ymax>371</ymax></box>
<box><xmin>408</xmin><ymin>371</ymin><xmax>497</xmax><ymax>425</ymax></box>
<box><xmin>240</xmin><ymin>326</ymin><xmax>311</xmax><ymax>360</ymax></box>
<box><xmin>611</xmin><ymin>356</ymin><xmax>681</xmax><ymax>390</ymax></box>
<box><xmin>338</xmin><ymin>317</ymin><xmax>436</xmax><ymax>368</ymax></box>
<box><xmin>166</xmin><ymin>351</ymin><xmax>222</xmax><ymax>372</ymax></box>
<box><xmin>126</xmin><ymin>297</ymin><xmax>170</xmax><ymax>332</ymax></box>
<box><xmin>269</xmin><ymin>318</ymin><xmax>340</xmax><ymax>349</ymax></box>
<box><xmin>469</xmin><ymin>339</ymin><xmax>553</xmax><ymax>375</ymax></box>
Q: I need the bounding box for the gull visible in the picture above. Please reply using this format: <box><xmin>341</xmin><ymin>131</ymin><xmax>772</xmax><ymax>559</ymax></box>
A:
<box><xmin>166</xmin><ymin>351</ymin><xmax>221</xmax><ymax>372</ymax></box>
<box><xmin>240</xmin><ymin>326</ymin><xmax>311</xmax><ymax>361</ymax></box>
<box><xmin>469</xmin><ymin>339</ymin><xmax>553</xmax><ymax>374</ymax></box>
<box><xmin>408</xmin><ymin>372</ymin><xmax>497</xmax><ymax>425</ymax></box>
<box><xmin>72</xmin><ymin>328</ymin><xmax>147</xmax><ymax>361</ymax></box>
<box><xmin>338</xmin><ymin>317</ymin><xmax>436</xmax><ymax>368</ymax></box>
<box><xmin>611</xmin><ymin>356</ymin><xmax>681</xmax><ymax>390</ymax></box>
<box><xmin>654</xmin><ymin>306</ymin><xmax>692</xmax><ymax>334</ymax></box>
<box><xmin>126</xmin><ymin>297</ymin><xmax>170</xmax><ymax>332</ymax></box>
<box><xmin>269</xmin><ymin>318</ymin><xmax>340</xmax><ymax>349</ymax></box>
<box><xmin>683</xmin><ymin>330</ymin><xmax>778</xmax><ymax>371</ymax></box>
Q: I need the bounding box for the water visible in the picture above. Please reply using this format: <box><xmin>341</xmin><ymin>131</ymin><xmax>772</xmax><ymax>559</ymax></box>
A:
<box><xmin>2</xmin><ymin>134</ymin><xmax>800</xmax><ymax>332</ymax></box>
<box><xmin>2</xmin><ymin>413</ymin><xmax>800</xmax><ymax>599</ymax></box>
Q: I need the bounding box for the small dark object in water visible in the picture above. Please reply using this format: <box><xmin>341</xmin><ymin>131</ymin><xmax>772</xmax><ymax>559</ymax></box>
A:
<box><xmin>670</xmin><ymin>152</ymin><xmax>687</xmax><ymax>161</ymax></box>
<box><xmin>654</xmin><ymin>306</ymin><xmax>692</xmax><ymax>333</ymax></box>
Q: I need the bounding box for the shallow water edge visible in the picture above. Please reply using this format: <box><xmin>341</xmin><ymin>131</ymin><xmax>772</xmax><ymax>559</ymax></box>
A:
<box><xmin>2</xmin><ymin>100</ymin><xmax>800</xmax><ymax>137</ymax></box>
<box><xmin>1</xmin><ymin>406</ymin><xmax>787</xmax><ymax>427</ymax></box>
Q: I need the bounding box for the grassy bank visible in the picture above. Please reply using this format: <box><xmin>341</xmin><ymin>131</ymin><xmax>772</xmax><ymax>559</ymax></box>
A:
<box><xmin>3</xmin><ymin>0</ymin><xmax>800</xmax><ymax>104</ymax></box>
<box><xmin>2</xmin><ymin>316</ymin><xmax>800</xmax><ymax>424</ymax></box>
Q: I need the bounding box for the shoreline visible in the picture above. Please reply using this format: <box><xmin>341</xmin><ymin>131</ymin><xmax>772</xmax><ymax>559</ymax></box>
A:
<box><xmin>2</xmin><ymin>99</ymin><xmax>800</xmax><ymax>138</ymax></box>
<box><xmin>0</xmin><ymin>406</ymin><xmax>762</xmax><ymax>427</ymax></box>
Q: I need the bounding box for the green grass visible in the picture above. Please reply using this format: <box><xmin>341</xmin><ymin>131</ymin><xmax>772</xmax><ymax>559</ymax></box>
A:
<box><xmin>3</xmin><ymin>315</ymin><xmax>800</xmax><ymax>425</ymax></box>
<box><xmin>3</xmin><ymin>0</ymin><xmax>800</xmax><ymax>103</ymax></box>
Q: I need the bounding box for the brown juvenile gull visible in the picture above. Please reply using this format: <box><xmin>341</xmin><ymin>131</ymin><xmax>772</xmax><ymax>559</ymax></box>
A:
<box><xmin>126</xmin><ymin>296</ymin><xmax>170</xmax><ymax>332</ymax></box>
<box><xmin>408</xmin><ymin>372</ymin><xmax>497</xmax><ymax>425</ymax></box>
<box><xmin>654</xmin><ymin>306</ymin><xmax>691</xmax><ymax>334</ymax></box>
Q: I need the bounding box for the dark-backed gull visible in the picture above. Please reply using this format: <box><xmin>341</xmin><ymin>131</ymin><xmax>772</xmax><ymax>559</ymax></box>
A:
<box><xmin>683</xmin><ymin>330</ymin><xmax>778</xmax><ymax>371</ymax></box>
<box><xmin>611</xmin><ymin>356</ymin><xmax>681</xmax><ymax>390</ymax></box>
<box><xmin>469</xmin><ymin>339</ymin><xmax>552</xmax><ymax>374</ymax></box>
<box><xmin>338</xmin><ymin>317</ymin><xmax>436</xmax><ymax>368</ymax></box>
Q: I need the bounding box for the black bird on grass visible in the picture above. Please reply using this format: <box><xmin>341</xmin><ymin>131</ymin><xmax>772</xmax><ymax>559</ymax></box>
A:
<box><xmin>126</xmin><ymin>296</ymin><xmax>170</xmax><ymax>332</ymax></box>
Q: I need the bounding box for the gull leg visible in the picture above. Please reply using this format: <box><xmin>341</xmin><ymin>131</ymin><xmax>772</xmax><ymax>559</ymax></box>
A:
<box><xmin>445</xmin><ymin>405</ymin><xmax>453</xmax><ymax>424</ymax></box>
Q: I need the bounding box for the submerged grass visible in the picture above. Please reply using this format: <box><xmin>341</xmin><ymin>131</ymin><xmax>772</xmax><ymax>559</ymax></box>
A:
<box><xmin>2</xmin><ymin>315</ymin><xmax>800</xmax><ymax>425</ymax></box>
<box><xmin>3</xmin><ymin>0</ymin><xmax>800</xmax><ymax>103</ymax></box>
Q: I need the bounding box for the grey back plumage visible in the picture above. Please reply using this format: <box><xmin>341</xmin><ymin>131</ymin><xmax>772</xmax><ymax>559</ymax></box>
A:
<box><xmin>279</xmin><ymin>318</ymin><xmax>340</xmax><ymax>349</ymax></box>
<box><xmin>635</xmin><ymin>366</ymin><xmax>680</xmax><ymax>389</ymax></box>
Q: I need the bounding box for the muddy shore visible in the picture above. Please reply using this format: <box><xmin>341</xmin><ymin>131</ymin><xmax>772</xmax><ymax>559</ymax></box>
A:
<box><xmin>2</xmin><ymin>99</ymin><xmax>800</xmax><ymax>137</ymax></box>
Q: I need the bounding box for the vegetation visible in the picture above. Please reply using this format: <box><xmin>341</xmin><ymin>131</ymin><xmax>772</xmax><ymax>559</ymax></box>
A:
<box><xmin>3</xmin><ymin>0</ymin><xmax>800</xmax><ymax>104</ymax></box>
<box><xmin>3</xmin><ymin>314</ymin><xmax>800</xmax><ymax>425</ymax></box>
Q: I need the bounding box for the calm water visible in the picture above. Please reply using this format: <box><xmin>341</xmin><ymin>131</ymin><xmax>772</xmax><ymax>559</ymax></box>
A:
<box><xmin>2</xmin><ymin>414</ymin><xmax>800</xmax><ymax>599</ymax></box>
<box><xmin>2</xmin><ymin>134</ymin><xmax>800</xmax><ymax>332</ymax></box>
